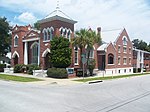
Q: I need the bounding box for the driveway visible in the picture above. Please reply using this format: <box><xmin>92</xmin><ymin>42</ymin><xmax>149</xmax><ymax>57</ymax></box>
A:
<box><xmin>0</xmin><ymin>74</ymin><xmax>150</xmax><ymax>112</ymax></box>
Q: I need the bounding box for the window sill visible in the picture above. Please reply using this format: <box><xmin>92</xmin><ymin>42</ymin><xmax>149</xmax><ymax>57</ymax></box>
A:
<box><xmin>74</xmin><ymin>63</ymin><xmax>79</xmax><ymax>66</ymax></box>
<box><xmin>14</xmin><ymin>45</ymin><xmax>18</xmax><ymax>48</ymax></box>
<box><xmin>43</xmin><ymin>40</ymin><xmax>50</xmax><ymax>43</ymax></box>
<box><xmin>123</xmin><ymin>63</ymin><xmax>127</xmax><ymax>65</ymax></box>
<box><xmin>108</xmin><ymin>64</ymin><xmax>114</xmax><ymax>65</ymax></box>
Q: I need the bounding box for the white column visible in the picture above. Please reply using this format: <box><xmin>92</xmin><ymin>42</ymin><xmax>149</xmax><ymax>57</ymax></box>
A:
<box><xmin>137</xmin><ymin>51</ymin><xmax>140</xmax><ymax>68</ymax></box>
<box><xmin>24</xmin><ymin>42</ymin><xmax>28</xmax><ymax>65</ymax></box>
<box><xmin>141</xmin><ymin>52</ymin><xmax>144</xmax><ymax>73</ymax></box>
<box><xmin>38</xmin><ymin>39</ymin><xmax>40</xmax><ymax>65</ymax></box>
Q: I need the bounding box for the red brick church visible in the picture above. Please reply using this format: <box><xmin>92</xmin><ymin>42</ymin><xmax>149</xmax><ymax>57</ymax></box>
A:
<box><xmin>11</xmin><ymin>7</ymin><xmax>150</xmax><ymax>76</ymax></box>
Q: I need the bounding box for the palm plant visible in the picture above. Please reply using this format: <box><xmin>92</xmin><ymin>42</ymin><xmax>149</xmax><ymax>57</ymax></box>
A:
<box><xmin>86</xmin><ymin>30</ymin><xmax>101</xmax><ymax>66</ymax></box>
<box><xmin>72</xmin><ymin>29</ymin><xmax>89</xmax><ymax>67</ymax></box>
<box><xmin>72</xmin><ymin>28</ymin><xmax>102</xmax><ymax>76</ymax></box>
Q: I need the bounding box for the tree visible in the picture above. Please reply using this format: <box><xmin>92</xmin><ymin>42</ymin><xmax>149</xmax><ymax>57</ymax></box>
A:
<box><xmin>138</xmin><ymin>40</ymin><xmax>147</xmax><ymax>51</ymax></box>
<box><xmin>148</xmin><ymin>43</ymin><xmax>150</xmax><ymax>52</ymax></box>
<box><xmin>0</xmin><ymin>17</ymin><xmax>11</xmax><ymax>56</ymax></box>
<box><xmin>50</xmin><ymin>36</ymin><xmax>72</xmax><ymax>68</ymax></box>
<box><xmin>34</xmin><ymin>22</ymin><xmax>40</xmax><ymax>30</ymax></box>
<box><xmin>72</xmin><ymin>28</ymin><xmax>102</xmax><ymax>75</ymax></box>
<box><xmin>87</xmin><ymin>59</ymin><xmax>96</xmax><ymax>75</ymax></box>
<box><xmin>132</xmin><ymin>39</ymin><xmax>139</xmax><ymax>49</ymax></box>
<box><xmin>132</xmin><ymin>39</ymin><xmax>149</xmax><ymax>51</ymax></box>
<box><xmin>72</xmin><ymin>29</ymin><xmax>89</xmax><ymax>68</ymax></box>
<box><xmin>86</xmin><ymin>29</ymin><xmax>101</xmax><ymax>68</ymax></box>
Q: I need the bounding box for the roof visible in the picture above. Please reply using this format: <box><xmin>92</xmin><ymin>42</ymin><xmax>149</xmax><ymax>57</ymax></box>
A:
<box><xmin>38</xmin><ymin>8</ymin><xmax>77</xmax><ymax>24</ymax></box>
<box><xmin>101</xmin><ymin>29</ymin><xmax>123</xmax><ymax>43</ymax></box>
<box><xmin>23</xmin><ymin>28</ymin><xmax>40</xmax><ymax>38</ymax></box>
<box><xmin>97</xmin><ymin>43</ymin><xmax>108</xmax><ymax>51</ymax></box>
<box><xmin>133</xmin><ymin>48</ymin><xmax>150</xmax><ymax>54</ymax></box>
<box><xmin>45</xmin><ymin>9</ymin><xmax>72</xmax><ymax>20</ymax></box>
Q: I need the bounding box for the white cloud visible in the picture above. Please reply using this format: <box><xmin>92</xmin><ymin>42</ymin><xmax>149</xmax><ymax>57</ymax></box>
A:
<box><xmin>15</xmin><ymin>12</ymin><xmax>37</xmax><ymax>24</ymax></box>
<box><xmin>1</xmin><ymin>0</ymin><xmax>150</xmax><ymax>42</ymax></box>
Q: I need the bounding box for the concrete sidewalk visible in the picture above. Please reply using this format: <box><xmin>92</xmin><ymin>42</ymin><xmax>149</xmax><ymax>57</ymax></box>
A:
<box><xmin>0</xmin><ymin>72</ymin><xmax>82</xmax><ymax>86</ymax></box>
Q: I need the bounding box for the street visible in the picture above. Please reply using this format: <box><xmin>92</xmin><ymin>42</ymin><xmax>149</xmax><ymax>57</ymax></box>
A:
<box><xmin>0</xmin><ymin>75</ymin><xmax>150</xmax><ymax>112</ymax></box>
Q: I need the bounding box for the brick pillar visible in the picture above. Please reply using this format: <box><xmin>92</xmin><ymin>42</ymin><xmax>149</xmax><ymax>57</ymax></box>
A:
<box><xmin>55</xmin><ymin>28</ymin><xmax>60</xmax><ymax>37</ymax></box>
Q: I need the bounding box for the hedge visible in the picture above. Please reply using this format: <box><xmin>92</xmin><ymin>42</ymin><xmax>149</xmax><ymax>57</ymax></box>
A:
<box><xmin>14</xmin><ymin>64</ymin><xmax>25</xmax><ymax>73</ymax></box>
<box><xmin>47</xmin><ymin>68</ymin><xmax>68</xmax><ymax>79</ymax></box>
<box><xmin>0</xmin><ymin>64</ymin><xmax>6</xmax><ymax>72</ymax></box>
<box><xmin>26</xmin><ymin>64</ymin><xmax>40</xmax><ymax>75</ymax></box>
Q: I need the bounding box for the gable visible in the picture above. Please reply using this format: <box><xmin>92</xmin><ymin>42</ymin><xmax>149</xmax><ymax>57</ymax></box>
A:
<box><xmin>24</xmin><ymin>30</ymin><xmax>40</xmax><ymax>39</ymax></box>
<box><xmin>106</xmin><ymin>43</ymin><xmax>116</xmax><ymax>54</ymax></box>
<box><xmin>115</xmin><ymin>28</ymin><xmax>132</xmax><ymax>46</ymax></box>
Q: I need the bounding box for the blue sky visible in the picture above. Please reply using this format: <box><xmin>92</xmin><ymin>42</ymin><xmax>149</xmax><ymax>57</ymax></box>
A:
<box><xmin>0</xmin><ymin>0</ymin><xmax>150</xmax><ymax>42</ymax></box>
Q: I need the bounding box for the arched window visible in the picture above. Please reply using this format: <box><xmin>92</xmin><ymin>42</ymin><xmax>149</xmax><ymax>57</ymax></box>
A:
<box><xmin>89</xmin><ymin>48</ymin><xmax>94</xmax><ymax>58</ymax></box>
<box><xmin>64</xmin><ymin>29</ymin><xmax>67</xmax><ymax>37</ymax></box>
<box><xmin>14</xmin><ymin>35</ymin><xmax>18</xmax><ymax>47</ymax></box>
<box><xmin>47</xmin><ymin>29</ymin><xmax>51</xmax><ymax>40</ymax></box>
<box><xmin>86</xmin><ymin>47</ymin><xmax>94</xmax><ymax>59</ymax></box>
<box><xmin>123</xmin><ymin>36</ymin><xmax>127</xmax><ymax>45</ymax></box>
<box><xmin>67</xmin><ymin>30</ymin><xmax>70</xmax><ymax>39</ymax></box>
<box><xmin>31</xmin><ymin>43</ymin><xmax>38</xmax><ymax>64</ymax></box>
<box><xmin>108</xmin><ymin>53</ymin><xmax>114</xmax><ymax>64</ymax></box>
<box><xmin>74</xmin><ymin>47</ymin><xmax>78</xmax><ymax>65</ymax></box>
<box><xmin>60</xmin><ymin>27</ymin><xmax>63</xmax><ymax>36</ymax></box>
<box><xmin>43</xmin><ymin>29</ymin><xmax>47</xmax><ymax>41</ymax></box>
<box><xmin>50</xmin><ymin>29</ymin><xmax>54</xmax><ymax>40</ymax></box>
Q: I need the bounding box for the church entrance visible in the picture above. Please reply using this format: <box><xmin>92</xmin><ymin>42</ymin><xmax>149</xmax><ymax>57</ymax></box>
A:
<box><xmin>14</xmin><ymin>55</ymin><xmax>18</xmax><ymax>65</ymax></box>
<box><xmin>44</xmin><ymin>53</ymin><xmax>51</xmax><ymax>69</ymax></box>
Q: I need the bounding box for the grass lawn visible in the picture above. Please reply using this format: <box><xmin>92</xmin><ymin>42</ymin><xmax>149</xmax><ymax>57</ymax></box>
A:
<box><xmin>0</xmin><ymin>74</ymin><xmax>43</xmax><ymax>82</ymax></box>
<box><xmin>74</xmin><ymin>72</ymin><xmax>150</xmax><ymax>82</ymax></box>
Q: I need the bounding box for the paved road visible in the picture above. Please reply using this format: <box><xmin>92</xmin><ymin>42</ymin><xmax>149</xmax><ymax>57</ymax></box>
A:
<box><xmin>0</xmin><ymin>75</ymin><xmax>150</xmax><ymax>112</ymax></box>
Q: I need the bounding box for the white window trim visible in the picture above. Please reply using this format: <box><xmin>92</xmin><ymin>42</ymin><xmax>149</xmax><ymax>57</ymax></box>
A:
<box><xmin>31</xmin><ymin>42</ymin><xmax>39</xmax><ymax>64</ymax></box>
<box><xmin>14</xmin><ymin>35</ymin><xmax>19</xmax><ymax>47</ymax></box>
<box><xmin>107</xmin><ymin>64</ymin><xmax>115</xmax><ymax>65</ymax></box>
<box><xmin>118</xmin><ymin>57</ymin><xmax>121</xmax><ymax>65</ymax></box>
<box><xmin>42</xmin><ymin>48</ymin><xmax>50</xmax><ymax>57</ymax></box>
<box><xmin>129</xmin><ymin>57</ymin><xmax>131</xmax><ymax>65</ymax></box>
<box><xmin>43</xmin><ymin>40</ymin><xmax>50</xmax><ymax>43</ymax></box>
<box><xmin>43</xmin><ymin>28</ymin><xmax>47</xmax><ymax>41</ymax></box>
<box><xmin>129</xmin><ymin>47</ymin><xmax>132</xmax><ymax>54</ymax></box>
<box><xmin>122</xmin><ymin>36</ymin><xmax>128</xmax><ymax>46</ymax></box>
<box><xmin>123</xmin><ymin>58</ymin><xmax>127</xmax><ymax>65</ymax></box>
<box><xmin>74</xmin><ymin>47</ymin><xmax>79</xmax><ymax>65</ymax></box>
<box><xmin>30</xmin><ymin>42</ymin><xmax>39</xmax><ymax>49</ymax></box>
<box><xmin>12</xmin><ymin>51</ymin><xmax>19</xmax><ymax>58</ymax></box>
<box><xmin>118</xmin><ymin>45</ymin><xmax>121</xmax><ymax>53</ymax></box>
<box><xmin>123</xmin><ymin>46</ymin><xmax>127</xmax><ymax>53</ymax></box>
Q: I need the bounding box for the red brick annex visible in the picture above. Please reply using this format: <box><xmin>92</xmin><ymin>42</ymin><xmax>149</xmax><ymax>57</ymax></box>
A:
<box><xmin>11</xmin><ymin>7</ymin><xmax>150</xmax><ymax>77</ymax></box>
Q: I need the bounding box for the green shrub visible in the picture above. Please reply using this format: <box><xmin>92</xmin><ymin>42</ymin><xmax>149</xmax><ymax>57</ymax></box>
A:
<box><xmin>76</xmin><ymin>70</ymin><xmax>87</xmax><ymax>77</ymax></box>
<box><xmin>14</xmin><ymin>64</ymin><xmax>25</xmax><ymax>73</ymax></box>
<box><xmin>47</xmin><ymin>68</ymin><xmax>68</xmax><ymax>78</ymax></box>
<box><xmin>87</xmin><ymin>59</ymin><xmax>96</xmax><ymax>76</ymax></box>
<box><xmin>0</xmin><ymin>64</ymin><xmax>6</xmax><ymax>72</ymax></box>
<box><xmin>26</xmin><ymin>64</ymin><xmax>40</xmax><ymax>75</ymax></box>
<box><xmin>50</xmin><ymin>36</ymin><xmax>72</xmax><ymax>68</ymax></box>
